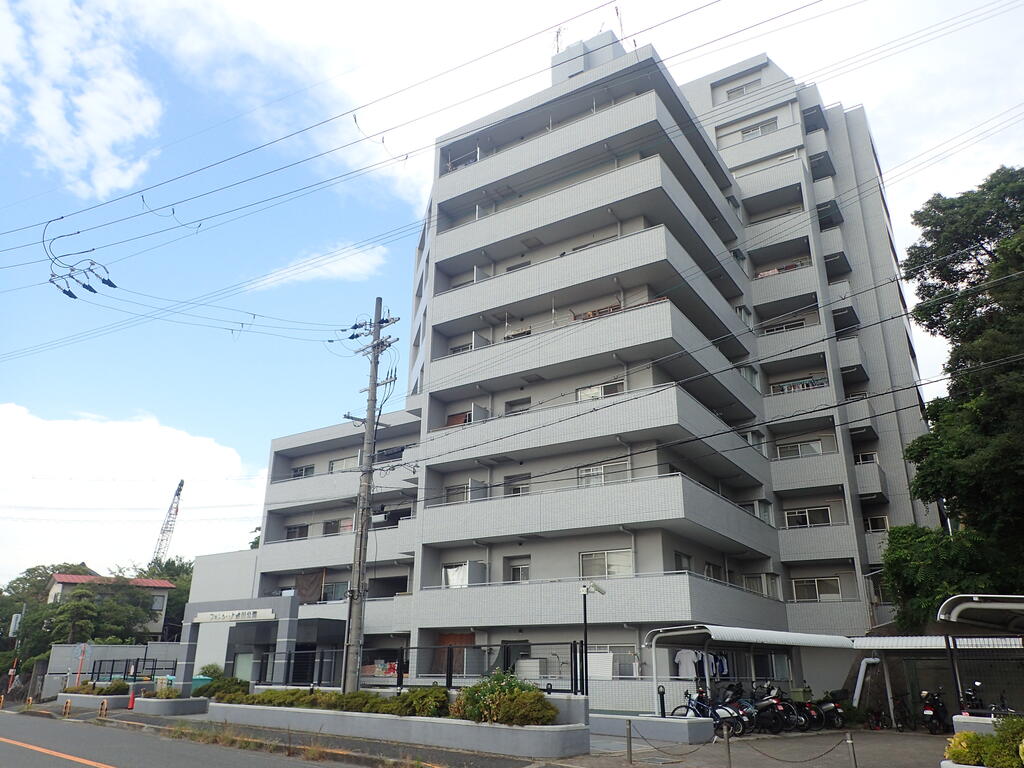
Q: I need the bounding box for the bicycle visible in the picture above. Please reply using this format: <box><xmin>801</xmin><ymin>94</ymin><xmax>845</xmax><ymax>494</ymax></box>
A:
<box><xmin>892</xmin><ymin>693</ymin><xmax>918</xmax><ymax>731</ymax></box>
<box><xmin>671</xmin><ymin>688</ymin><xmax>746</xmax><ymax>737</ymax></box>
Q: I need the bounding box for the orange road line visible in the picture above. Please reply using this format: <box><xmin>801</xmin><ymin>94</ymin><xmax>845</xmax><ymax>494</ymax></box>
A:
<box><xmin>0</xmin><ymin>735</ymin><xmax>118</xmax><ymax>768</ymax></box>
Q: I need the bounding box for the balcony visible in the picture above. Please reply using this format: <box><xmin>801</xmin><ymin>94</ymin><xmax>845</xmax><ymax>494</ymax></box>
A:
<box><xmin>427</xmin><ymin>299</ymin><xmax>759</xmax><ymax>423</ymax></box>
<box><xmin>763</xmin><ymin>376</ymin><xmax>834</xmax><ymax>424</ymax></box>
<box><xmin>743</xmin><ymin>209</ymin><xmax>810</xmax><ymax>251</ymax></box>
<box><xmin>865</xmin><ymin>531</ymin><xmax>888</xmax><ymax>564</ymax></box>
<box><xmin>844</xmin><ymin>398</ymin><xmax>878</xmax><ymax>442</ymax></box>
<box><xmin>751</xmin><ymin>262</ymin><xmax>818</xmax><ymax>309</ymax></box>
<box><xmin>435</xmin><ymin>90</ymin><xmax>740</xmax><ymax>242</ymax></box>
<box><xmin>431</xmin><ymin>225</ymin><xmax>749</xmax><ymax>360</ymax></box>
<box><xmin>419</xmin><ymin>385</ymin><xmax>765</xmax><ymax>483</ymax></box>
<box><xmin>298</xmin><ymin>594</ymin><xmax>412</xmax><ymax>634</ymax></box>
<box><xmin>413</xmin><ymin>571</ymin><xmax>787</xmax><ymax>629</ymax></box>
<box><xmin>812</xmin><ymin>176</ymin><xmax>836</xmax><ymax>203</ymax></box>
<box><xmin>786</xmin><ymin>600</ymin><xmax>869</xmax><ymax>636</ymax></box>
<box><xmin>779</xmin><ymin>524</ymin><xmax>858</xmax><ymax>562</ymax></box>
<box><xmin>433</xmin><ymin>155</ymin><xmax>745</xmax><ymax>299</ymax></box>
<box><xmin>855</xmin><ymin>461</ymin><xmax>889</xmax><ymax>504</ymax></box>
<box><xmin>258</xmin><ymin>521</ymin><xmax>415</xmax><ymax>573</ymax></box>
<box><xmin>757</xmin><ymin>323</ymin><xmax>826</xmax><ymax>366</ymax></box>
<box><xmin>771</xmin><ymin>451</ymin><xmax>846</xmax><ymax>494</ymax></box>
<box><xmin>829</xmin><ymin>280</ymin><xmax>859</xmax><ymax>330</ymax></box>
<box><xmin>419</xmin><ymin>473</ymin><xmax>777</xmax><ymax>557</ymax></box>
<box><xmin>808</xmin><ymin>151</ymin><xmax>836</xmax><ymax>181</ymax></box>
<box><xmin>736</xmin><ymin>157</ymin><xmax>805</xmax><ymax>200</ymax></box>
<box><xmin>265</xmin><ymin>463</ymin><xmax>417</xmax><ymax>511</ymax></box>
<box><xmin>719</xmin><ymin>121</ymin><xmax>804</xmax><ymax>170</ymax></box>
<box><xmin>837</xmin><ymin>335</ymin><xmax>868</xmax><ymax>383</ymax></box>
<box><xmin>819</xmin><ymin>228</ymin><xmax>851</xmax><ymax>279</ymax></box>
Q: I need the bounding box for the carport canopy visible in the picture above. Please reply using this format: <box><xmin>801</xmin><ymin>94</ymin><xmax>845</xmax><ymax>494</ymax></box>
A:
<box><xmin>937</xmin><ymin>594</ymin><xmax>1024</xmax><ymax>632</ymax></box>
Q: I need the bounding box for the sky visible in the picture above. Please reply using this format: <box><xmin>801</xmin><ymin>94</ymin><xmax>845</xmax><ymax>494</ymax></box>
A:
<box><xmin>1</xmin><ymin>0</ymin><xmax>1022</xmax><ymax>585</ymax></box>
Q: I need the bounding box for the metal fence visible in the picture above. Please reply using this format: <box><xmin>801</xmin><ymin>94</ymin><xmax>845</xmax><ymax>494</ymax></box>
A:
<box><xmin>89</xmin><ymin>657</ymin><xmax>178</xmax><ymax>682</ymax></box>
<box><xmin>253</xmin><ymin>641</ymin><xmax>586</xmax><ymax>693</ymax></box>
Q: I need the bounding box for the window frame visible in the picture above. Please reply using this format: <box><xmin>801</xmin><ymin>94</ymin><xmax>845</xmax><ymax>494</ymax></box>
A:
<box><xmin>673</xmin><ymin>551</ymin><xmax>692</xmax><ymax>572</ymax></box>
<box><xmin>579</xmin><ymin>548</ymin><xmax>634</xmax><ymax>579</ymax></box>
<box><xmin>576</xmin><ymin>380</ymin><xmax>625</xmax><ymax>401</ymax></box>
<box><xmin>444</xmin><ymin>484</ymin><xmax>469</xmax><ymax>504</ymax></box>
<box><xmin>504</xmin><ymin>397</ymin><xmax>531</xmax><ymax>414</ymax></box>
<box><xmin>577</xmin><ymin>461</ymin><xmax>628</xmax><ymax>487</ymax></box>
<box><xmin>726</xmin><ymin>78</ymin><xmax>761</xmax><ymax>100</ymax></box>
<box><xmin>503</xmin><ymin>473</ymin><xmax>531</xmax><ymax>497</ymax></box>
<box><xmin>792</xmin><ymin>577</ymin><xmax>842</xmax><ymax>602</ymax></box>
<box><xmin>329</xmin><ymin>456</ymin><xmax>358</xmax><ymax>473</ymax></box>
<box><xmin>285</xmin><ymin>524</ymin><xmax>309</xmax><ymax>540</ymax></box>
<box><xmin>854</xmin><ymin>451</ymin><xmax>878</xmax><ymax>465</ymax></box>
<box><xmin>740</xmin><ymin>117</ymin><xmax>779</xmax><ymax>141</ymax></box>
<box><xmin>703</xmin><ymin>562</ymin><xmax>724</xmax><ymax>581</ymax></box>
<box><xmin>775</xmin><ymin>439</ymin><xmax>824</xmax><ymax>460</ymax></box>
<box><xmin>784</xmin><ymin>505</ymin><xmax>834</xmax><ymax>529</ymax></box>
<box><xmin>151</xmin><ymin>594</ymin><xmax>166</xmax><ymax>611</ymax></box>
<box><xmin>291</xmin><ymin>464</ymin><xmax>314</xmax><ymax>479</ymax></box>
<box><xmin>449</xmin><ymin>342</ymin><xmax>473</xmax><ymax>355</ymax></box>
<box><xmin>864</xmin><ymin>515</ymin><xmax>889</xmax><ymax>532</ymax></box>
<box><xmin>321</xmin><ymin>581</ymin><xmax>349</xmax><ymax>602</ymax></box>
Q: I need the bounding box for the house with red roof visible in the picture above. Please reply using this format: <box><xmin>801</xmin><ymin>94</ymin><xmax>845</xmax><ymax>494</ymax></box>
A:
<box><xmin>46</xmin><ymin>573</ymin><xmax>176</xmax><ymax>640</ymax></box>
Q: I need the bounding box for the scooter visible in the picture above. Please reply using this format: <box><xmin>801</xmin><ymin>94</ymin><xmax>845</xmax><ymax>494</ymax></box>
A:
<box><xmin>749</xmin><ymin>682</ymin><xmax>788</xmax><ymax>734</ymax></box>
<box><xmin>961</xmin><ymin>681</ymin><xmax>986</xmax><ymax>716</ymax></box>
<box><xmin>719</xmin><ymin>684</ymin><xmax>754</xmax><ymax>736</ymax></box>
<box><xmin>920</xmin><ymin>687</ymin><xmax>950</xmax><ymax>734</ymax></box>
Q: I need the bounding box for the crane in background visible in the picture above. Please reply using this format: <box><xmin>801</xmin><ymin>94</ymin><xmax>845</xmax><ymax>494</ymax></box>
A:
<box><xmin>152</xmin><ymin>479</ymin><xmax>184</xmax><ymax>562</ymax></box>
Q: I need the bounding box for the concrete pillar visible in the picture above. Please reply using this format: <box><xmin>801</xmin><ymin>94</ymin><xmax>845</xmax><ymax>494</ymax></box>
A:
<box><xmin>177</xmin><ymin>622</ymin><xmax>201</xmax><ymax>696</ymax></box>
<box><xmin>272</xmin><ymin>618</ymin><xmax>298</xmax><ymax>684</ymax></box>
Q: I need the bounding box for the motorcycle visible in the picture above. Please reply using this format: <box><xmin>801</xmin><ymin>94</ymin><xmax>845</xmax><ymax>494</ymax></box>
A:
<box><xmin>817</xmin><ymin>688</ymin><xmax>848</xmax><ymax>729</ymax></box>
<box><xmin>920</xmin><ymin>687</ymin><xmax>951</xmax><ymax>734</ymax></box>
<box><xmin>749</xmin><ymin>682</ymin><xmax>792</xmax><ymax>734</ymax></box>
<box><xmin>719</xmin><ymin>684</ymin><xmax>754</xmax><ymax>736</ymax></box>
<box><xmin>961</xmin><ymin>681</ymin><xmax>986</xmax><ymax>716</ymax></box>
<box><xmin>764</xmin><ymin>681</ymin><xmax>809</xmax><ymax>731</ymax></box>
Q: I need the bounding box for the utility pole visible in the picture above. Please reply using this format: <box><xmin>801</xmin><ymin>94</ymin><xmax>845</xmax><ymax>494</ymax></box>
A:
<box><xmin>341</xmin><ymin>297</ymin><xmax>398</xmax><ymax>692</ymax></box>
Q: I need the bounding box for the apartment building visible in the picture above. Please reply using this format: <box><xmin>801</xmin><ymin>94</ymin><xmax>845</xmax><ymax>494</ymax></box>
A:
<box><xmin>183</xmin><ymin>33</ymin><xmax>937</xmax><ymax>699</ymax></box>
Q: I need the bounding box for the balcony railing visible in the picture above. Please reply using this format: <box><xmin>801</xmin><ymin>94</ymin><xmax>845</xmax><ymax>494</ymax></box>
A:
<box><xmin>421</xmin><ymin>568</ymin><xmax>784</xmax><ymax>602</ymax></box>
<box><xmin>753</xmin><ymin>259</ymin><xmax>811</xmax><ymax>280</ymax></box>
<box><xmin>433</xmin><ymin>296</ymin><xmax>669</xmax><ymax>363</ymax></box>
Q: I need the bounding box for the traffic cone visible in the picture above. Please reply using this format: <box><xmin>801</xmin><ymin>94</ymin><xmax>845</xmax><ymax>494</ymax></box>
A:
<box><xmin>127</xmin><ymin>686</ymin><xmax>135</xmax><ymax>710</ymax></box>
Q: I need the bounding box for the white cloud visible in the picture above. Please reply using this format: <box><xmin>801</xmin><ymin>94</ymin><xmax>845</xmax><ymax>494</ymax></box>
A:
<box><xmin>248</xmin><ymin>243</ymin><xmax>386</xmax><ymax>291</ymax></box>
<box><xmin>0</xmin><ymin>403</ymin><xmax>265</xmax><ymax>584</ymax></box>
<box><xmin>2</xmin><ymin>0</ymin><xmax>163</xmax><ymax>198</ymax></box>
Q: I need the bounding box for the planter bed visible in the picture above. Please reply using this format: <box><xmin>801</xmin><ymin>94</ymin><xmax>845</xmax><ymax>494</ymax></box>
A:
<box><xmin>57</xmin><ymin>693</ymin><xmax>132</xmax><ymax>709</ymax></box>
<box><xmin>133</xmin><ymin>697</ymin><xmax>209</xmax><ymax>716</ymax></box>
<box><xmin>206</xmin><ymin>702</ymin><xmax>589</xmax><ymax>758</ymax></box>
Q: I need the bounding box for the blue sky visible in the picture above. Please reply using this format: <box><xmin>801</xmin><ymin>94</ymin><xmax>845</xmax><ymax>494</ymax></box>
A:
<box><xmin>1</xmin><ymin>0</ymin><xmax>1022</xmax><ymax>582</ymax></box>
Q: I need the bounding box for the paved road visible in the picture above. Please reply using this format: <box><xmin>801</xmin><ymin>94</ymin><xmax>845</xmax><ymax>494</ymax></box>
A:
<box><xmin>0</xmin><ymin>713</ymin><xmax>334</xmax><ymax>767</ymax></box>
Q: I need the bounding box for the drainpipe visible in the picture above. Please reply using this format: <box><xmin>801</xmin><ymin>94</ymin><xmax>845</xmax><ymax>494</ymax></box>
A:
<box><xmin>619</xmin><ymin>526</ymin><xmax>636</xmax><ymax>573</ymax></box>
<box><xmin>611</xmin><ymin>353</ymin><xmax>628</xmax><ymax>391</ymax></box>
<box><xmin>851</xmin><ymin>657</ymin><xmax>880</xmax><ymax>707</ymax></box>
<box><xmin>615</xmin><ymin>436</ymin><xmax>632</xmax><ymax>477</ymax></box>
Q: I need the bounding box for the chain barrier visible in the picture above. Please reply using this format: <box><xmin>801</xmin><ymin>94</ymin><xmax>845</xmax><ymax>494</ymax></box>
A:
<box><xmin>736</xmin><ymin>735</ymin><xmax>848</xmax><ymax>764</ymax></box>
<box><xmin>628</xmin><ymin>721</ymin><xmax>717</xmax><ymax>762</ymax></box>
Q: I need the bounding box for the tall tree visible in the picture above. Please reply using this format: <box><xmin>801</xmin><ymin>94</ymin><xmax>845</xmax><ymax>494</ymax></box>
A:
<box><xmin>887</xmin><ymin>167</ymin><xmax>1024</xmax><ymax>628</ymax></box>
<box><xmin>4</xmin><ymin>563</ymin><xmax>94</xmax><ymax>605</ymax></box>
<box><xmin>134</xmin><ymin>557</ymin><xmax>192</xmax><ymax>641</ymax></box>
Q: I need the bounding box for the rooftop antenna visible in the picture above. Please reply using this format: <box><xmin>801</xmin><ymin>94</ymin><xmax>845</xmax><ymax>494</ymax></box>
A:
<box><xmin>554</xmin><ymin>27</ymin><xmax>564</xmax><ymax>53</ymax></box>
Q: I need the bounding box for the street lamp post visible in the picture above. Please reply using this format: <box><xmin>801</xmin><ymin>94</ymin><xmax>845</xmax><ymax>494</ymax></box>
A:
<box><xmin>579</xmin><ymin>581</ymin><xmax>605</xmax><ymax>696</ymax></box>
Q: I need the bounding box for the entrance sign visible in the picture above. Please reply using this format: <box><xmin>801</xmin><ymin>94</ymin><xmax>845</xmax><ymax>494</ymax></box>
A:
<box><xmin>194</xmin><ymin>608</ymin><xmax>275</xmax><ymax>623</ymax></box>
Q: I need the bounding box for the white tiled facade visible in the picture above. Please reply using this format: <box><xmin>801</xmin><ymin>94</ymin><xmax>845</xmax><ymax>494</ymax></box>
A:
<box><xmin>188</xmin><ymin>34</ymin><xmax>937</xmax><ymax>693</ymax></box>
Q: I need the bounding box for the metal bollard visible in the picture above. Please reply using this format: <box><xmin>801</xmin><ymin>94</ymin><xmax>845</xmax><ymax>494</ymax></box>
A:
<box><xmin>99</xmin><ymin>699</ymin><xmax>108</xmax><ymax>718</ymax></box>
<box><xmin>657</xmin><ymin>684</ymin><xmax>667</xmax><ymax>718</ymax></box>
<box><xmin>845</xmin><ymin>731</ymin><xmax>859</xmax><ymax>768</ymax></box>
<box><xmin>62</xmin><ymin>699</ymin><xmax>72</xmax><ymax>717</ymax></box>
<box><xmin>0</xmin><ymin>694</ymin><xmax>4</xmax><ymax>710</ymax></box>
<box><xmin>24</xmin><ymin>697</ymin><xmax>32</xmax><ymax>710</ymax></box>
<box><xmin>724</xmin><ymin>720</ymin><xmax>732</xmax><ymax>768</ymax></box>
<box><xmin>626</xmin><ymin>719</ymin><xmax>633</xmax><ymax>764</ymax></box>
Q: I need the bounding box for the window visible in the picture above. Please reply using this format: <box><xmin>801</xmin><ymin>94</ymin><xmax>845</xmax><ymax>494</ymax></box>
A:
<box><xmin>323</xmin><ymin>519</ymin><xmax>352</xmax><ymax>536</ymax></box>
<box><xmin>505</xmin><ymin>397</ymin><xmax>531</xmax><ymax>414</ymax></box>
<box><xmin>577</xmin><ymin>461</ymin><xmax>628</xmax><ymax>487</ymax></box>
<box><xmin>291</xmin><ymin>464</ymin><xmax>314</xmax><ymax>479</ymax></box>
<box><xmin>151</xmin><ymin>594</ymin><xmax>165</xmax><ymax>611</ymax></box>
<box><xmin>505</xmin><ymin>261</ymin><xmax>531</xmax><ymax>272</ymax></box>
<box><xmin>740</xmin><ymin>499</ymin><xmax>773</xmax><ymax>525</ymax></box>
<box><xmin>740</xmin><ymin>117</ymin><xmax>779</xmax><ymax>141</ymax></box>
<box><xmin>329</xmin><ymin>456</ymin><xmax>358</xmax><ymax>473</ymax></box>
<box><xmin>442</xmin><ymin>563</ymin><xmax>469</xmax><ymax>588</ymax></box>
<box><xmin>673</xmin><ymin>552</ymin><xmax>692</xmax><ymax>572</ymax></box>
<box><xmin>588</xmin><ymin>643</ymin><xmax>639</xmax><ymax>678</ymax></box>
<box><xmin>444</xmin><ymin>484</ymin><xmax>469</xmax><ymax>504</ymax></box>
<box><xmin>704</xmin><ymin>562</ymin><xmax>724</xmax><ymax>581</ymax></box>
<box><xmin>854</xmin><ymin>452</ymin><xmax>877</xmax><ymax>465</ymax></box>
<box><xmin>449</xmin><ymin>342</ymin><xmax>473</xmax><ymax>355</ymax></box>
<box><xmin>738</xmin><ymin>365</ymin><xmax>759</xmax><ymax>391</ymax></box>
<box><xmin>445</xmin><ymin>411</ymin><xmax>472</xmax><ymax>427</ymax></box>
<box><xmin>846</xmin><ymin>391</ymin><xmax>868</xmax><ymax>401</ymax></box>
<box><xmin>285</xmin><ymin>524</ymin><xmax>309</xmax><ymax>540</ymax></box>
<box><xmin>580</xmin><ymin>549</ymin><xmax>633</xmax><ymax>578</ymax></box>
<box><xmin>507</xmin><ymin>556</ymin><xmax>530</xmax><ymax>582</ymax></box>
<box><xmin>576</xmin><ymin>380</ymin><xmax>625</xmax><ymax>401</ymax></box>
<box><xmin>785</xmin><ymin>506</ymin><xmax>833</xmax><ymax>528</ymax></box>
<box><xmin>865</xmin><ymin>515</ymin><xmax>889</xmax><ymax>532</ymax></box>
<box><xmin>726</xmin><ymin>79</ymin><xmax>760</xmax><ymax>100</ymax></box>
<box><xmin>734</xmin><ymin>305</ymin><xmax>752</xmax><ymax>328</ymax></box>
<box><xmin>740</xmin><ymin>430</ymin><xmax>766</xmax><ymax>456</ymax></box>
<box><xmin>776</xmin><ymin>440</ymin><xmax>823</xmax><ymax>459</ymax></box>
<box><xmin>322</xmin><ymin>581</ymin><xmax>348</xmax><ymax>601</ymax></box>
<box><xmin>503</xmin><ymin>473</ymin><xmax>531</xmax><ymax>496</ymax></box>
<box><xmin>743</xmin><ymin>575</ymin><xmax>764</xmax><ymax>594</ymax></box>
<box><xmin>372</xmin><ymin>445</ymin><xmax>407</xmax><ymax>463</ymax></box>
<box><xmin>761</xmin><ymin>318</ymin><xmax>806</xmax><ymax>335</ymax></box>
<box><xmin>792</xmin><ymin>577</ymin><xmax>842</xmax><ymax>602</ymax></box>
<box><xmin>769</xmin><ymin>374</ymin><xmax>828</xmax><ymax>395</ymax></box>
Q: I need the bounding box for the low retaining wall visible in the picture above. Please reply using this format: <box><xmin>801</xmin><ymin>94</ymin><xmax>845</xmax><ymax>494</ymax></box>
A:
<box><xmin>133</xmin><ymin>697</ymin><xmax>209</xmax><ymax>716</ymax></box>
<box><xmin>207</xmin><ymin>703</ymin><xmax>589</xmax><ymax>758</ymax></box>
<box><xmin>952</xmin><ymin>715</ymin><xmax>996</xmax><ymax>735</ymax></box>
<box><xmin>590</xmin><ymin>713</ymin><xmax>714</xmax><ymax>744</ymax></box>
<box><xmin>57</xmin><ymin>693</ymin><xmax>132</xmax><ymax>709</ymax></box>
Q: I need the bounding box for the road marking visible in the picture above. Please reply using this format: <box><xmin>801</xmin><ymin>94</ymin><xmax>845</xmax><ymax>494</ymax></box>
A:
<box><xmin>0</xmin><ymin>736</ymin><xmax>118</xmax><ymax>767</ymax></box>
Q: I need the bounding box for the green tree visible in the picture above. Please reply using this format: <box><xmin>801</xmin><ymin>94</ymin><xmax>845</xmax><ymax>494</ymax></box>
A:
<box><xmin>4</xmin><ymin>563</ymin><xmax>93</xmax><ymax>604</ymax></box>
<box><xmin>888</xmin><ymin>167</ymin><xmax>1024</xmax><ymax>628</ymax></box>
<box><xmin>50</xmin><ymin>588</ymin><xmax>98</xmax><ymax>643</ymax></box>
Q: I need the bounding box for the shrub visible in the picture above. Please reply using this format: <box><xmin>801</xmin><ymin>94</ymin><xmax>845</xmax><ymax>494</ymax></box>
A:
<box><xmin>978</xmin><ymin>735</ymin><xmax>1022</xmax><ymax>768</ymax></box>
<box><xmin>450</xmin><ymin>672</ymin><xmax>555</xmax><ymax>726</ymax></box>
<box><xmin>98</xmin><ymin>680</ymin><xmax>129</xmax><ymax>695</ymax></box>
<box><xmin>194</xmin><ymin>677</ymin><xmax>248</xmax><ymax>699</ymax></box>
<box><xmin>153</xmin><ymin>687</ymin><xmax>181</xmax><ymax>699</ymax></box>
<box><xmin>198</xmin><ymin>664</ymin><xmax>225</xmax><ymax>680</ymax></box>
<box><xmin>947</xmin><ymin>732</ymin><xmax>987</xmax><ymax>765</ymax></box>
<box><xmin>404</xmin><ymin>686</ymin><xmax>449</xmax><ymax>718</ymax></box>
<box><xmin>64</xmin><ymin>682</ymin><xmax>99</xmax><ymax>694</ymax></box>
